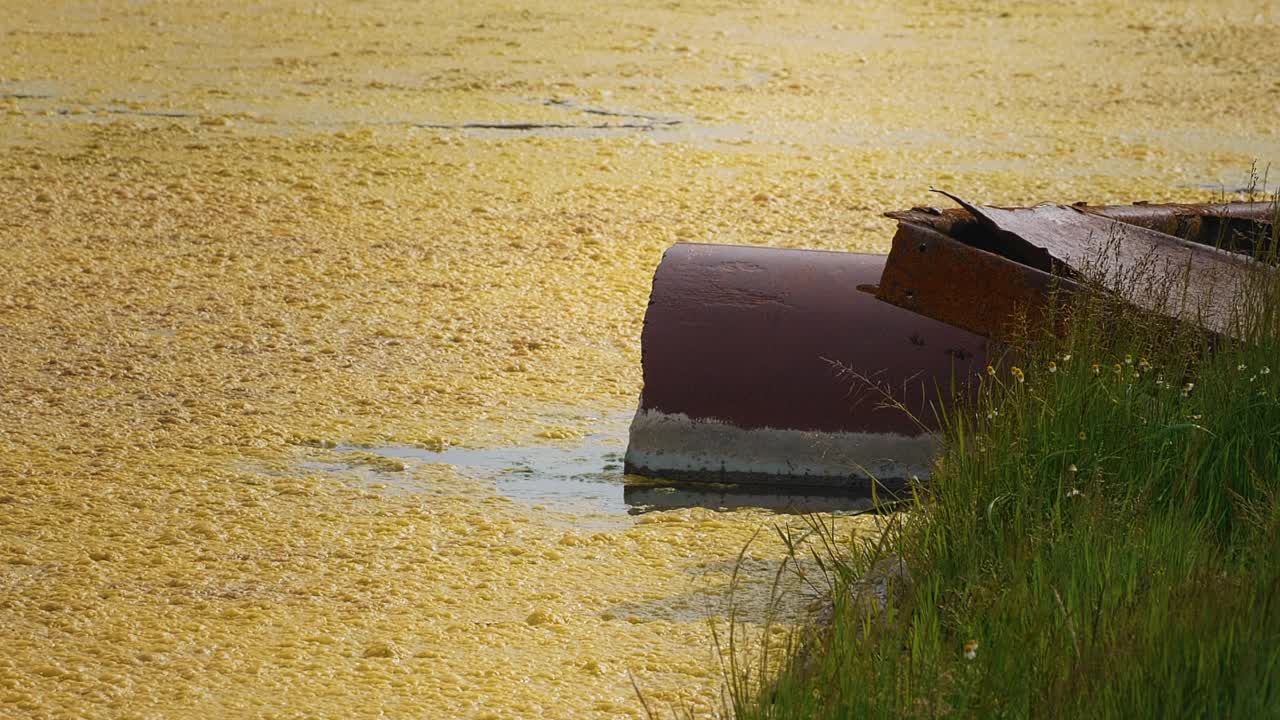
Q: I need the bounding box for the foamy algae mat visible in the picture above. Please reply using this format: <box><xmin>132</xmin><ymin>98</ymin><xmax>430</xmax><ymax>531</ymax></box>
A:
<box><xmin>2</xmin><ymin>0</ymin><xmax>1279</xmax><ymax>717</ymax></box>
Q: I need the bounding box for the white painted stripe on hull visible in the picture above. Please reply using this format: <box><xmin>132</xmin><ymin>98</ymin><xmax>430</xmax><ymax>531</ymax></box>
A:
<box><xmin>624</xmin><ymin>409</ymin><xmax>937</xmax><ymax>482</ymax></box>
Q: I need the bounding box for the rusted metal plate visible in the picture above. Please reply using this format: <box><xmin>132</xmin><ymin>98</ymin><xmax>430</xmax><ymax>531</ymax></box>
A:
<box><xmin>889</xmin><ymin>200</ymin><xmax>1276</xmax><ymax>254</ymax></box>
<box><xmin>880</xmin><ymin>195</ymin><xmax>1275</xmax><ymax>340</ymax></box>
<box><xmin>943</xmin><ymin>194</ymin><xmax>1261</xmax><ymax>338</ymax></box>
<box><xmin>625</xmin><ymin>242</ymin><xmax>988</xmax><ymax>489</ymax></box>
<box><xmin>877</xmin><ymin>221</ymin><xmax>1077</xmax><ymax>341</ymax></box>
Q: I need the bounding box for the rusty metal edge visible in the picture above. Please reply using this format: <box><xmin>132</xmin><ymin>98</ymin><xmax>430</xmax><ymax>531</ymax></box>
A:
<box><xmin>876</xmin><ymin>221</ymin><xmax>1078</xmax><ymax>341</ymax></box>
<box><xmin>1086</xmin><ymin>200</ymin><xmax>1276</xmax><ymax>242</ymax></box>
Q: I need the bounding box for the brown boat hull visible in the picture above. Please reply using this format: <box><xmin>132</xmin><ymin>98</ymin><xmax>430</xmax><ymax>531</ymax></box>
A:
<box><xmin>624</xmin><ymin>242</ymin><xmax>988</xmax><ymax>491</ymax></box>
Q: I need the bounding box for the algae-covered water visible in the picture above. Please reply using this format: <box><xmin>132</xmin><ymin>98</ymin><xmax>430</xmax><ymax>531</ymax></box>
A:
<box><xmin>2</xmin><ymin>1</ymin><xmax>1278</xmax><ymax>717</ymax></box>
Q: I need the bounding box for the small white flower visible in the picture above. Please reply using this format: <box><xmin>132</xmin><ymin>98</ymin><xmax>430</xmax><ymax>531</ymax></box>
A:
<box><xmin>1067</xmin><ymin>488</ymin><xmax>1082</xmax><ymax>498</ymax></box>
<box><xmin>1238</xmin><ymin>364</ymin><xmax>1248</xmax><ymax>372</ymax></box>
<box><xmin>1262</xmin><ymin>367</ymin><xmax>1271</xmax><ymax>376</ymax></box>
<box><xmin>1061</xmin><ymin>354</ymin><xmax>1072</xmax><ymax>362</ymax></box>
<box><xmin>1182</xmin><ymin>382</ymin><xmax>1195</xmax><ymax>397</ymax></box>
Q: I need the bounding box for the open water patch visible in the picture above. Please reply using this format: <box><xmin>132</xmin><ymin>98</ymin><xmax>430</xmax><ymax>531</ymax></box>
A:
<box><xmin>286</xmin><ymin>411</ymin><xmax>889</xmax><ymax>517</ymax></box>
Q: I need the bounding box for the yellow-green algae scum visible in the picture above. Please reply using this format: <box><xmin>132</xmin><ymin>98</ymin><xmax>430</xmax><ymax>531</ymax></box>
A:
<box><xmin>2</xmin><ymin>0</ymin><xmax>1279</xmax><ymax>717</ymax></box>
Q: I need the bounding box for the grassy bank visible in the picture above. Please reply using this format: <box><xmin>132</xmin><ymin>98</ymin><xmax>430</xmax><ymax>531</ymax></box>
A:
<box><xmin>731</xmin><ymin>210</ymin><xmax>1280</xmax><ymax>718</ymax></box>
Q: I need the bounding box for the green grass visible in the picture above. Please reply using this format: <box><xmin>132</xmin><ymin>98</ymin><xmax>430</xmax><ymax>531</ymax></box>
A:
<box><xmin>727</xmin><ymin>206</ymin><xmax>1280</xmax><ymax>719</ymax></box>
